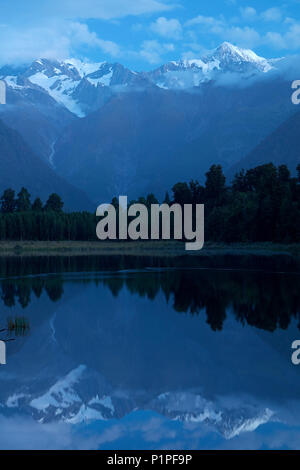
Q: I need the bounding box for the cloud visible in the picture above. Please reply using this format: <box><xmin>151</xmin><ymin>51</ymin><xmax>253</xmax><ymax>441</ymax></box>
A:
<box><xmin>3</xmin><ymin>0</ymin><xmax>175</xmax><ymax>22</ymax></box>
<box><xmin>185</xmin><ymin>14</ymin><xmax>261</xmax><ymax>49</ymax></box>
<box><xmin>0</xmin><ymin>415</ymin><xmax>72</xmax><ymax>450</ymax></box>
<box><xmin>185</xmin><ymin>15</ymin><xmax>224</xmax><ymax>28</ymax></box>
<box><xmin>225</xmin><ymin>26</ymin><xmax>261</xmax><ymax>48</ymax></box>
<box><xmin>239</xmin><ymin>6</ymin><xmax>282</xmax><ymax>23</ymax></box>
<box><xmin>140</xmin><ymin>39</ymin><xmax>174</xmax><ymax>63</ymax></box>
<box><xmin>64</xmin><ymin>0</ymin><xmax>175</xmax><ymax>19</ymax></box>
<box><xmin>150</xmin><ymin>17</ymin><xmax>182</xmax><ymax>39</ymax></box>
<box><xmin>0</xmin><ymin>21</ymin><xmax>121</xmax><ymax>65</ymax></box>
<box><xmin>184</xmin><ymin>9</ymin><xmax>298</xmax><ymax>51</ymax></box>
<box><xmin>264</xmin><ymin>32</ymin><xmax>286</xmax><ymax>50</ymax></box>
<box><xmin>265</xmin><ymin>22</ymin><xmax>300</xmax><ymax>50</ymax></box>
<box><xmin>0</xmin><ymin>0</ymin><xmax>177</xmax><ymax>66</ymax></box>
<box><xmin>240</xmin><ymin>7</ymin><xmax>257</xmax><ymax>21</ymax></box>
<box><xmin>261</xmin><ymin>8</ymin><xmax>282</xmax><ymax>23</ymax></box>
<box><xmin>69</xmin><ymin>22</ymin><xmax>121</xmax><ymax>56</ymax></box>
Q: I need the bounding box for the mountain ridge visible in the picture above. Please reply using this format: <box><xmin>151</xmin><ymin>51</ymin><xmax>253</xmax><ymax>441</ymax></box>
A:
<box><xmin>0</xmin><ymin>42</ymin><xmax>279</xmax><ymax>117</ymax></box>
<box><xmin>228</xmin><ymin>110</ymin><xmax>300</xmax><ymax>178</ymax></box>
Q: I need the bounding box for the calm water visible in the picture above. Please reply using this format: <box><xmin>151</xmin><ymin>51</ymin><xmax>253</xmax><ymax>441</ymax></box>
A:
<box><xmin>0</xmin><ymin>255</ymin><xmax>300</xmax><ymax>450</ymax></box>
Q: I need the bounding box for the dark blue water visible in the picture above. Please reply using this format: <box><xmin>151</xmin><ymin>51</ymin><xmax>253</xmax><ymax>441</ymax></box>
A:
<box><xmin>0</xmin><ymin>261</ymin><xmax>300</xmax><ymax>450</ymax></box>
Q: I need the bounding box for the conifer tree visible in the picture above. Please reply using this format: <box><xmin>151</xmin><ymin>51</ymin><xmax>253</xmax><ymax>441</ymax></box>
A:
<box><xmin>16</xmin><ymin>187</ymin><xmax>31</xmax><ymax>212</ymax></box>
<box><xmin>0</xmin><ymin>189</ymin><xmax>16</xmax><ymax>213</ymax></box>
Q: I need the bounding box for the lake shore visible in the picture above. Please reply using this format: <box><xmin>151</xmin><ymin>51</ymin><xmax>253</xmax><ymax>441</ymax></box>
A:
<box><xmin>0</xmin><ymin>241</ymin><xmax>299</xmax><ymax>274</ymax></box>
<box><xmin>0</xmin><ymin>240</ymin><xmax>298</xmax><ymax>257</ymax></box>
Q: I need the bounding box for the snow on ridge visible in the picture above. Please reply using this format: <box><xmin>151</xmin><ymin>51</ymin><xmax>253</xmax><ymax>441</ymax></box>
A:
<box><xmin>89</xmin><ymin>395</ymin><xmax>115</xmax><ymax>413</ymax></box>
<box><xmin>223</xmin><ymin>408</ymin><xmax>274</xmax><ymax>439</ymax></box>
<box><xmin>6</xmin><ymin>393</ymin><xmax>28</xmax><ymax>408</ymax></box>
<box><xmin>154</xmin><ymin>391</ymin><xmax>275</xmax><ymax>440</ymax></box>
<box><xmin>63</xmin><ymin>58</ymin><xmax>106</xmax><ymax>78</ymax></box>
<box><xmin>0</xmin><ymin>43</ymin><xmax>280</xmax><ymax>115</ymax></box>
<box><xmin>210</xmin><ymin>42</ymin><xmax>273</xmax><ymax>72</ymax></box>
<box><xmin>66</xmin><ymin>404</ymin><xmax>106</xmax><ymax>424</ymax></box>
<box><xmin>216</xmin><ymin>42</ymin><xmax>265</xmax><ymax>61</ymax></box>
<box><xmin>6</xmin><ymin>382</ymin><xmax>276</xmax><ymax>437</ymax></box>
<box><xmin>3</xmin><ymin>76</ymin><xmax>23</xmax><ymax>89</ymax></box>
<box><xmin>30</xmin><ymin>365</ymin><xmax>86</xmax><ymax>411</ymax></box>
<box><xmin>160</xmin><ymin>42</ymin><xmax>274</xmax><ymax>78</ymax></box>
<box><xmin>87</xmin><ymin>69</ymin><xmax>113</xmax><ymax>87</ymax></box>
<box><xmin>28</xmin><ymin>72</ymin><xmax>85</xmax><ymax>117</ymax></box>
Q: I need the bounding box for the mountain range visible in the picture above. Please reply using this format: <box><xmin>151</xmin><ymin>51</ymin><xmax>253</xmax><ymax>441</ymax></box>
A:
<box><xmin>0</xmin><ymin>42</ymin><xmax>298</xmax><ymax>206</ymax></box>
<box><xmin>0</xmin><ymin>42</ymin><xmax>278</xmax><ymax>119</ymax></box>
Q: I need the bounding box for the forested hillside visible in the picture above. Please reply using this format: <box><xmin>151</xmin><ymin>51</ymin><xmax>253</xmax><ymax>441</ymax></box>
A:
<box><xmin>0</xmin><ymin>163</ymin><xmax>299</xmax><ymax>243</ymax></box>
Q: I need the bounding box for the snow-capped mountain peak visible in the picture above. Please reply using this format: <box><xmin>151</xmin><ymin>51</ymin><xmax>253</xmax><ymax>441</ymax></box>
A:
<box><xmin>160</xmin><ymin>42</ymin><xmax>270</xmax><ymax>71</ymax></box>
<box><xmin>0</xmin><ymin>58</ymin><xmax>145</xmax><ymax>116</ymax></box>
<box><xmin>0</xmin><ymin>43</ymin><xmax>278</xmax><ymax>117</ymax></box>
<box><xmin>149</xmin><ymin>42</ymin><xmax>274</xmax><ymax>89</ymax></box>
<box><xmin>209</xmin><ymin>41</ymin><xmax>272</xmax><ymax>72</ymax></box>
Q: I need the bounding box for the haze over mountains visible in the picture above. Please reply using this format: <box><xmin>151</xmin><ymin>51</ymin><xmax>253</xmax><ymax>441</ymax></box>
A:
<box><xmin>229</xmin><ymin>111</ymin><xmax>300</xmax><ymax>178</ymax></box>
<box><xmin>0</xmin><ymin>42</ymin><xmax>298</xmax><ymax>206</ymax></box>
<box><xmin>0</xmin><ymin>120</ymin><xmax>92</xmax><ymax>210</ymax></box>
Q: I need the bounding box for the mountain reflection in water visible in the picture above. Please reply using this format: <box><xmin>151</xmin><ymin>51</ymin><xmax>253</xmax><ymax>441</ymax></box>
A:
<box><xmin>0</xmin><ymin>255</ymin><xmax>299</xmax><ymax>450</ymax></box>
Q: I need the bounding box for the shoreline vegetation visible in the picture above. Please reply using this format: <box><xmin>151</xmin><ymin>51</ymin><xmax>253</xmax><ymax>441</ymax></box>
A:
<box><xmin>0</xmin><ymin>163</ymin><xmax>298</xmax><ymax>275</ymax></box>
<box><xmin>0</xmin><ymin>241</ymin><xmax>299</xmax><ymax>275</ymax></box>
<box><xmin>0</xmin><ymin>240</ymin><xmax>298</xmax><ymax>257</ymax></box>
<box><xmin>0</xmin><ymin>163</ymin><xmax>299</xmax><ymax>245</ymax></box>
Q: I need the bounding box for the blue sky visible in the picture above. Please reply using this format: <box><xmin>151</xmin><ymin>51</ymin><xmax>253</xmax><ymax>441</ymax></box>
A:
<box><xmin>1</xmin><ymin>0</ymin><xmax>300</xmax><ymax>70</ymax></box>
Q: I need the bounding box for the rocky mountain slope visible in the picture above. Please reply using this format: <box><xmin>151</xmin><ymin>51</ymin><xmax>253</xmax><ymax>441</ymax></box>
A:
<box><xmin>0</xmin><ymin>119</ymin><xmax>92</xmax><ymax>210</ymax></box>
<box><xmin>228</xmin><ymin>111</ymin><xmax>300</xmax><ymax>178</ymax></box>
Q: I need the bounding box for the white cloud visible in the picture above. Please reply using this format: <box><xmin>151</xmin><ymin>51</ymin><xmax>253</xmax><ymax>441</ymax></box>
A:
<box><xmin>0</xmin><ymin>21</ymin><xmax>120</xmax><ymax>65</ymax></box>
<box><xmin>0</xmin><ymin>0</ymin><xmax>176</xmax><ymax>66</ymax></box>
<box><xmin>238</xmin><ymin>6</ymin><xmax>283</xmax><ymax>24</ymax></box>
<box><xmin>150</xmin><ymin>17</ymin><xmax>182</xmax><ymax>39</ymax></box>
<box><xmin>186</xmin><ymin>14</ymin><xmax>261</xmax><ymax>49</ymax></box>
<box><xmin>264</xmin><ymin>22</ymin><xmax>300</xmax><ymax>50</ymax></box>
<box><xmin>226</xmin><ymin>26</ymin><xmax>261</xmax><ymax>48</ymax></box>
<box><xmin>240</xmin><ymin>7</ymin><xmax>257</xmax><ymax>21</ymax></box>
<box><xmin>140</xmin><ymin>39</ymin><xmax>174</xmax><ymax>63</ymax></box>
<box><xmin>261</xmin><ymin>8</ymin><xmax>282</xmax><ymax>23</ymax></box>
<box><xmin>185</xmin><ymin>15</ymin><xmax>224</xmax><ymax>28</ymax></box>
<box><xmin>239</xmin><ymin>7</ymin><xmax>282</xmax><ymax>24</ymax></box>
<box><xmin>286</xmin><ymin>23</ymin><xmax>300</xmax><ymax>48</ymax></box>
<box><xmin>132</xmin><ymin>23</ymin><xmax>143</xmax><ymax>32</ymax></box>
<box><xmin>3</xmin><ymin>0</ymin><xmax>175</xmax><ymax>22</ymax></box>
<box><xmin>184</xmin><ymin>9</ymin><xmax>300</xmax><ymax>52</ymax></box>
<box><xmin>264</xmin><ymin>32</ymin><xmax>286</xmax><ymax>49</ymax></box>
<box><xmin>65</xmin><ymin>0</ymin><xmax>175</xmax><ymax>19</ymax></box>
<box><xmin>69</xmin><ymin>22</ymin><xmax>120</xmax><ymax>56</ymax></box>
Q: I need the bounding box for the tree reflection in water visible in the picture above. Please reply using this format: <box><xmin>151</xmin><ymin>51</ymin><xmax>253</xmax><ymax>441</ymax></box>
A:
<box><xmin>0</xmin><ymin>254</ymin><xmax>298</xmax><ymax>333</ymax></box>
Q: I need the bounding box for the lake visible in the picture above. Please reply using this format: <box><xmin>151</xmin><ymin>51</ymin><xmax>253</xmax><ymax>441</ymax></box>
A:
<box><xmin>0</xmin><ymin>255</ymin><xmax>300</xmax><ymax>450</ymax></box>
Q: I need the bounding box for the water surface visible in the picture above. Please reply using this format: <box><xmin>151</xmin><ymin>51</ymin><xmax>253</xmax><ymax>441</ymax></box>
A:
<box><xmin>0</xmin><ymin>255</ymin><xmax>300</xmax><ymax>450</ymax></box>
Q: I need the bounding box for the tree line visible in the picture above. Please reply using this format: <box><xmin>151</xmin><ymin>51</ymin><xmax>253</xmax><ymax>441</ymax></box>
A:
<box><xmin>0</xmin><ymin>188</ymin><xmax>96</xmax><ymax>241</ymax></box>
<box><xmin>0</xmin><ymin>162</ymin><xmax>299</xmax><ymax>243</ymax></box>
<box><xmin>169</xmin><ymin>163</ymin><xmax>300</xmax><ymax>243</ymax></box>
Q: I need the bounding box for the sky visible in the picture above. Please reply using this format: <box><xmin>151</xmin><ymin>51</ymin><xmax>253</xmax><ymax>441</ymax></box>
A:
<box><xmin>1</xmin><ymin>0</ymin><xmax>300</xmax><ymax>70</ymax></box>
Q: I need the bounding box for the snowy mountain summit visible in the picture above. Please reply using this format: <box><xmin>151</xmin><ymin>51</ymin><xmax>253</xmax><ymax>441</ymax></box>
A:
<box><xmin>210</xmin><ymin>42</ymin><xmax>272</xmax><ymax>72</ymax></box>
<box><xmin>149</xmin><ymin>42</ymin><xmax>274</xmax><ymax>89</ymax></box>
<box><xmin>0</xmin><ymin>42</ymin><xmax>276</xmax><ymax>117</ymax></box>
